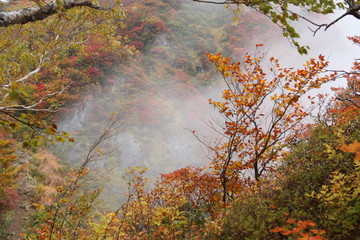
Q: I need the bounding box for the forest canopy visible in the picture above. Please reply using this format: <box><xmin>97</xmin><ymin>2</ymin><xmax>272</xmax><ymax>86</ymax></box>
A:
<box><xmin>0</xmin><ymin>0</ymin><xmax>359</xmax><ymax>239</ymax></box>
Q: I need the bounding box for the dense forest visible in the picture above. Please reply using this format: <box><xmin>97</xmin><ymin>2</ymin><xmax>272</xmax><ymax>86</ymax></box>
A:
<box><xmin>0</xmin><ymin>0</ymin><xmax>359</xmax><ymax>239</ymax></box>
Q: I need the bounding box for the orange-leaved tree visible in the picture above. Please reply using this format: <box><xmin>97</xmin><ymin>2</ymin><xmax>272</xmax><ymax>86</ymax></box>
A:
<box><xmin>327</xmin><ymin>36</ymin><xmax>360</xmax><ymax>125</ymax></box>
<box><xmin>200</xmin><ymin>46</ymin><xmax>335</xmax><ymax>203</ymax></box>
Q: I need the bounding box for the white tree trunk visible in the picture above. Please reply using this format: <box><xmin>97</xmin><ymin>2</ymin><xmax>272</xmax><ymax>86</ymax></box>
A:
<box><xmin>0</xmin><ymin>0</ymin><xmax>110</xmax><ymax>27</ymax></box>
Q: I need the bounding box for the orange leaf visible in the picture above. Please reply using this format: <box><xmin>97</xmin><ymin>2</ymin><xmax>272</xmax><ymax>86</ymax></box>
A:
<box><xmin>270</xmin><ymin>227</ymin><xmax>286</xmax><ymax>233</ymax></box>
<box><xmin>286</xmin><ymin>218</ymin><xmax>296</xmax><ymax>224</ymax></box>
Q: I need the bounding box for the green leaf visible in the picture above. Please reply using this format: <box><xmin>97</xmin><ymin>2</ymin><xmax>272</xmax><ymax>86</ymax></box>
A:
<box><xmin>62</xmin><ymin>131</ymin><xmax>69</xmax><ymax>138</ymax></box>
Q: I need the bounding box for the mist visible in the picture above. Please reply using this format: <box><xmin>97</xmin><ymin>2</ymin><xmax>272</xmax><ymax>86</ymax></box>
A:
<box><xmin>53</xmin><ymin>1</ymin><xmax>358</xmax><ymax>207</ymax></box>
<box><xmin>266</xmin><ymin>9</ymin><xmax>359</xmax><ymax>90</ymax></box>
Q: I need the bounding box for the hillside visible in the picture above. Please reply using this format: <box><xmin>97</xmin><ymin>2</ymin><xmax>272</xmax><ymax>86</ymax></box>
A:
<box><xmin>0</xmin><ymin>0</ymin><xmax>359</xmax><ymax>239</ymax></box>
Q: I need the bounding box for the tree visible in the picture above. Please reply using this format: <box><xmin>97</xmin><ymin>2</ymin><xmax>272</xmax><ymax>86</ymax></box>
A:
<box><xmin>193</xmin><ymin>0</ymin><xmax>360</xmax><ymax>54</ymax></box>
<box><xmin>0</xmin><ymin>1</ymin><xmax>125</xmax><ymax>237</ymax></box>
<box><xmin>329</xmin><ymin>37</ymin><xmax>360</xmax><ymax>119</ymax></box>
<box><xmin>197</xmin><ymin>46</ymin><xmax>335</xmax><ymax>203</ymax></box>
<box><xmin>0</xmin><ymin>0</ymin><xmax>114</xmax><ymax>27</ymax></box>
<box><xmin>23</xmin><ymin>114</ymin><xmax>122</xmax><ymax>239</ymax></box>
<box><xmin>0</xmin><ymin>0</ymin><xmax>126</xmax><ymax>147</ymax></box>
<box><xmin>93</xmin><ymin>166</ymin><xmax>222</xmax><ymax>240</ymax></box>
<box><xmin>0</xmin><ymin>140</ymin><xmax>20</xmax><ymax>218</ymax></box>
<box><xmin>218</xmin><ymin>112</ymin><xmax>359</xmax><ymax>239</ymax></box>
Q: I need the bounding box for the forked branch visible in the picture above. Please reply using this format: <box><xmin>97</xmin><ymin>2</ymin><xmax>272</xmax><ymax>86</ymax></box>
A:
<box><xmin>0</xmin><ymin>0</ymin><xmax>111</xmax><ymax>27</ymax></box>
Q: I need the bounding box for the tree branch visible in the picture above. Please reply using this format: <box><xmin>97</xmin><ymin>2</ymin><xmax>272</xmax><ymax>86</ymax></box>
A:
<box><xmin>193</xmin><ymin>0</ymin><xmax>272</xmax><ymax>6</ymax></box>
<box><xmin>193</xmin><ymin>0</ymin><xmax>360</xmax><ymax>36</ymax></box>
<box><xmin>0</xmin><ymin>109</ymin><xmax>42</xmax><ymax>132</ymax></box>
<box><xmin>0</xmin><ymin>0</ymin><xmax>111</xmax><ymax>27</ymax></box>
<box><xmin>193</xmin><ymin>0</ymin><xmax>230</xmax><ymax>4</ymax></box>
<box><xmin>0</xmin><ymin>82</ymin><xmax>71</xmax><ymax>111</ymax></box>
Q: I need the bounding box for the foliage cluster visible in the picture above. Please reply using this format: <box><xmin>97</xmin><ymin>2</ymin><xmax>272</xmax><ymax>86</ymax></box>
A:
<box><xmin>0</xmin><ymin>0</ymin><xmax>130</xmax><ymax>148</ymax></box>
<box><xmin>202</xmin><ymin>49</ymin><xmax>335</xmax><ymax>203</ymax></box>
<box><xmin>22</xmin><ymin>46</ymin><xmax>360</xmax><ymax>239</ymax></box>
<box><xmin>0</xmin><ymin>140</ymin><xmax>19</xmax><ymax>219</ymax></box>
<box><xmin>0</xmin><ymin>0</ymin><xmax>130</xmax><ymax>235</ymax></box>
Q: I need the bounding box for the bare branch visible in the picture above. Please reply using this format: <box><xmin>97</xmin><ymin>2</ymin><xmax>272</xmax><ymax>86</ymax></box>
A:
<box><xmin>194</xmin><ymin>0</ymin><xmax>360</xmax><ymax>37</ymax></box>
<box><xmin>193</xmin><ymin>0</ymin><xmax>272</xmax><ymax>6</ymax></box>
<box><xmin>14</xmin><ymin>54</ymin><xmax>47</xmax><ymax>84</ymax></box>
<box><xmin>193</xmin><ymin>0</ymin><xmax>230</xmax><ymax>4</ymax></box>
<box><xmin>0</xmin><ymin>82</ymin><xmax>71</xmax><ymax>111</ymax></box>
<box><xmin>324</xmin><ymin>12</ymin><xmax>349</xmax><ymax>30</ymax></box>
<box><xmin>325</xmin><ymin>69</ymin><xmax>360</xmax><ymax>76</ymax></box>
<box><xmin>0</xmin><ymin>110</ymin><xmax>43</xmax><ymax>132</ymax></box>
<box><xmin>48</xmin><ymin>113</ymin><xmax>121</xmax><ymax>239</ymax></box>
<box><xmin>72</xmin><ymin>1</ymin><xmax>111</xmax><ymax>10</ymax></box>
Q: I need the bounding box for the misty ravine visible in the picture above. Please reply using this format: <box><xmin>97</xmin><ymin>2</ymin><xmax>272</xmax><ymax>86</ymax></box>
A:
<box><xmin>1</xmin><ymin>0</ymin><xmax>359</xmax><ymax>239</ymax></box>
<box><xmin>52</xmin><ymin>2</ymin><xmax>238</xmax><ymax>204</ymax></box>
<box><xmin>54</xmin><ymin>1</ymin><xmax>357</xmax><ymax>205</ymax></box>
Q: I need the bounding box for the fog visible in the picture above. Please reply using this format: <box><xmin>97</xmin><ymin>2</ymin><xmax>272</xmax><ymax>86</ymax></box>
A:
<box><xmin>267</xmin><ymin>9</ymin><xmax>358</xmax><ymax>88</ymax></box>
<box><xmin>54</xmin><ymin>1</ymin><xmax>358</xmax><ymax>206</ymax></box>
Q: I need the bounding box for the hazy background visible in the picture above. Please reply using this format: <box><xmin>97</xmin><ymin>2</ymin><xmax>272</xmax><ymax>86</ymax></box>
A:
<box><xmin>53</xmin><ymin>1</ymin><xmax>358</xmax><ymax>207</ymax></box>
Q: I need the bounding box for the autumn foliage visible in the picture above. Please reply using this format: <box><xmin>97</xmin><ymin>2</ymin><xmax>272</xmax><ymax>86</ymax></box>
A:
<box><xmin>203</xmin><ymin>48</ymin><xmax>335</xmax><ymax>203</ymax></box>
<box><xmin>271</xmin><ymin>218</ymin><xmax>328</xmax><ymax>240</ymax></box>
<box><xmin>1</xmin><ymin>0</ymin><xmax>359</xmax><ymax>238</ymax></box>
<box><xmin>0</xmin><ymin>140</ymin><xmax>19</xmax><ymax>217</ymax></box>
